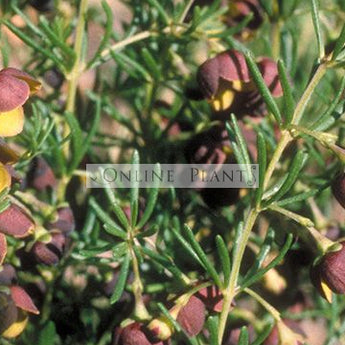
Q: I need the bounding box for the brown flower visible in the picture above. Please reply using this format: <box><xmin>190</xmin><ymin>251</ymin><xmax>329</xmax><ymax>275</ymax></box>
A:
<box><xmin>310</xmin><ymin>241</ymin><xmax>345</xmax><ymax>302</ymax></box>
<box><xmin>32</xmin><ymin>231</ymin><xmax>66</xmax><ymax>265</ymax></box>
<box><xmin>176</xmin><ymin>295</ymin><xmax>206</xmax><ymax>337</ymax></box>
<box><xmin>0</xmin><ymin>204</ymin><xmax>35</xmax><ymax>265</ymax></box>
<box><xmin>196</xmin><ymin>49</ymin><xmax>282</xmax><ymax>115</ymax></box>
<box><xmin>0</xmin><ymin>286</ymin><xmax>39</xmax><ymax>338</ymax></box>
<box><xmin>113</xmin><ymin>322</ymin><xmax>166</xmax><ymax>345</ymax></box>
<box><xmin>0</xmin><ymin>68</ymin><xmax>41</xmax><ymax>137</ymax></box>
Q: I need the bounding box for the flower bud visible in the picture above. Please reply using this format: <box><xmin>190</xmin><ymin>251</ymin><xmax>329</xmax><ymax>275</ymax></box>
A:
<box><xmin>28</xmin><ymin>157</ymin><xmax>56</xmax><ymax>191</ymax></box>
<box><xmin>310</xmin><ymin>241</ymin><xmax>345</xmax><ymax>302</ymax></box>
<box><xmin>0</xmin><ymin>204</ymin><xmax>35</xmax><ymax>238</ymax></box>
<box><xmin>113</xmin><ymin>322</ymin><xmax>166</xmax><ymax>345</ymax></box>
<box><xmin>32</xmin><ymin>231</ymin><xmax>66</xmax><ymax>265</ymax></box>
<box><xmin>0</xmin><ymin>264</ymin><xmax>17</xmax><ymax>285</ymax></box>
<box><xmin>263</xmin><ymin>319</ymin><xmax>305</xmax><ymax>345</ymax></box>
<box><xmin>47</xmin><ymin>206</ymin><xmax>75</xmax><ymax>234</ymax></box>
<box><xmin>331</xmin><ymin>172</ymin><xmax>345</xmax><ymax>209</ymax></box>
<box><xmin>176</xmin><ymin>295</ymin><xmax>206</xmax><ymax>337</ymax></box>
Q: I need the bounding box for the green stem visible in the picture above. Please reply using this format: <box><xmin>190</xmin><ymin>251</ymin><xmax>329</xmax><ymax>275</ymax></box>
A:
<box><xmin>218</xmin><ymin>208</ymin><xmax>259</xmax><ymax>344</ymax></box>
<box><xmin>97</xmin><ymin>30</ymin><xmax>152</xmax><ymax>65</ymax></box>
<box><xmin>263</xmin><ymin>131</ymin><xmax>292</xmax><ymax>190</ymax></box>
<box><xmin>59</xmin><ymin>0</ymin><xmax>88</xmax><ymax>201</ymax></box>
<box><xmin>65</xmin><ymin>0</ymin><xmax>88</xmax><ymax>114</ymax></box>
<box><xmin>269</xmin><ymin>204</ymin><xmax>336</xmax><ymax>254</ymax></box>
<box><xmin>130</xmin><ymin>239</ymin><xmax>150</xmax><ymax>320</ymax></box>
<box><xmin>268</xmin><ymin>204</ymin><xmax>315</xmax><ymax>227</ymax></box>
<box><xmin>244</xmin><ymin>287</ymin><xmax>281</xmax><ymax>321</ymax></box>
<box><xmin>291</xmin><ymin>62</ymin><xmax>327</xmax><ymax>124</ymax></box>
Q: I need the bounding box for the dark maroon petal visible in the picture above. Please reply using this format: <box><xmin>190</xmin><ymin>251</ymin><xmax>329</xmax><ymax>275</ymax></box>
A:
<box><xmin>332</xmin><ymin>172</ymin><xmax>345</xmax><ymax>209</ymax></box>
<box><xmin>32</xmin><ymin>232</ymin><xmax>65</xmax><ymax>265</ymax></box>
<box><xmin>47</xmin><ymin>206</ymin><xmax>75</xmax><ymax>234</ymax></box>
<box><xmin>197</xmin><ymin>57</ymin><xmax>220</xmax><ymax>98</ymax></box>
<box><xmin>257</xmin><ymin>58</ymin><xmax>283</xmax><ymax>97</ymax></box>
<box><xmin>321</xmin><ymin>241</ymin><xmax>345</xmax><ymax>294</ymax></box>
<box><xmin>197</xmin><ymin>50</ymin><xmax>251</xmax><ymax>99</ymax></box>
<box><xmin>0</xmin><ymin>68</ymin><xmax>41</xmax><ymax>94</ymax></box>
<box><xmin>0</xmin><ymin>293</ymin><xmax>18</xmax><ymax>334</ymax></box>
<box><xmin>0</xmin><ymin>74</ymin><xmax>30</xmax><ymax>112</ymax></box>
<box><xmin>10</xmin><ymin>285</ymin><xmax>39</xmax><ymax>314</ymax></box>
<box><xmin>0</xmin><ymin>204</ymin><xmax>35</xmax><ymax>238</ymax></box>
<box><xmin>0</xmin><ymin>264</ymin><xmax>17</xmax><ymax>285</ymax></box>
<box><xmin>29</xmin><ymin>157</ymin><xmax>57</xmax><ymax>191</ymax></box>
<box><xmin>114</xmin><ymin>322</ymin><xmax>164</xmax><ymax>345</ymax></box>
<box><xmin>177</xmin><ymin>296</ymin><xmax>205</xmax><ymax>337</ymax></box>
<box><xmin>217</xmin><ymin>50</ymin><xmax>251</xmax><ymax>83</ymax></box>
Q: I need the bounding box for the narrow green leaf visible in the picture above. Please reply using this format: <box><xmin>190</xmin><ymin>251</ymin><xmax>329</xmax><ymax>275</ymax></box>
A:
<box><xmin>245</xmin><ymin>52</ymin><xmax>282</xmax><ymax>124</ymax></box>
<box><xmin>206</xmin><ymin>316</ymin><xmax>219</xmax><ymax>345</ymax></box>
<box><xmin>278</xmin><ymin>59</ymin><xmax>295</xmax><ymax>124</ymax></box>
<box><xmin>111</xmin><ymin>51</ymin><xmax>151</xmax><ymax>81</ymax></box>
<box><xmin>230</xmin><ymin>114</ymin><xmax>251</xmax><ymax>165</ymax></box>
<box><xmin>130</xmin><ymin>150</ymin><xmax>140</xmax><ymax>226</ymax></box>
<box><xmin>240</xmin><ymin>234</ymin><xmax>293</xmax><ymax>290</ymax></box>
<box><xmin>3</xmin><ymin>20</ymin><xmax>62</xmax><ymax>66</ymax></box>
<box><xmin>103</xmin><ymin>187</ymin><xmax>130</xmax><ymax>230</ymax></box>
<box><xmin>258</xmin><ymin>0</ymin><xmax>273</xmax><ymax>17</ymax></box>
<box><xmin>136</xmin><ymin>163</ymin><xmax>160</xmax><ymax>229</ymax></box>
<box><xmin>267</xmin><ymin>151</ymin><xmax>308</xmax><ymax>204</ymax></box>
<box><xmin>171</xmin><ymin>227</ymin><xmax>205</xmax><ymax>268</ymax></box>
<box><xmin>312</xmin><ymin>75</ymin><xmax>345</xmax><ymax>131</ymax></box>
<box><xmin>242</xmin><ymin>229</ymin><xmax>274</xmax><ymax>282</ymax></box>
<box><xmin>255</xmin><ymin>132</ymin><xmax>267</xmax><ymax>206</ymax></box>
<box><xmin>39</xmin><ymin>17</ymin><xmax>76</xmax><ymax>59</ymax></box>
<box><xmin>110</xmin><ymin>252</ymin><xmax>130</xmax><ymax>304</ymax></box>
<box><xmin>215</xmin><ymin>235</ymin><xmax>231</xmax><ymax>287</ymax></box>
<box><xmin>333</xmin><ymin>23</ymin><xmax>345</xmax><ymax>60</ymax></box>
<box><xmin>251</xmin><ymin>323</ymin><xmax>275</xmax><ymax>345</ymax></box>
<box><xmin>89</xmin><ymin>198</ymin><xmax>127</xmax><ymax>240</ymax></box>
<box><xmin>38</xmin><ymin>322</ymin><xmax>57</xmax><ymax>345</ymax></box>
<box><xmin>184</xmin><ymin>224</ymin><xmax>222</xmax><ymax>287</ymax></box>
<box><xmin>238</xmin><ymin>327</ymin><xmax>249</xmax><ymax>345</ymax></box>
<box><xmin>141</xmin><ymin>247</ymin><xmax>186</xmax><ymax>282</ymax></box>
<box><xmin>276</xmin><ymin>185</ymin><xmax>328</xmax><ymax>206</ymax></box>
<box><xmin>79</xmin><ymin>244</ymin><xmax>113</xmax><ymax>258</ymax></box>
<box><xmin>87</xmin><ymin>0</ymin><xmax>113</xmax><ymax>69</ymax></box>
<box><xmin>147</xmin><ymin>0</ymin><xmax>170</xmax><ymax>25</ymax></box>
<box><xmin>310</xmin><ymin>0</ymin><xmax>324</xmax><ymax>59</ymax></box>
<box><xmin>112</xmin><ymin>242</ymin><xmax>128</xmax><ymax>260</ymax></box>
<box><xmin>68</xmin><ymin>97</ymin><xmax>101</xmax><ymax>173</ymax></box>
<box><xmin>226</xmin><ymin>122</ymin><xmax>246</xmax><ymax>165</ymax></box>
<box><xmin>141</xmin><ymin>48</ymin><xmax>160</xmax><ymax>80</ymax></box>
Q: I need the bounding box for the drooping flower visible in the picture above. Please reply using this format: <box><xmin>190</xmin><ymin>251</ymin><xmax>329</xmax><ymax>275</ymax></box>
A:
<box><xmin>0</xmin><ymin>204</ymin><xmax>35</xmax><ymax>265</ymax></box>
<box><xmin>0</xmin><ymin>266</ymin><xmax>39</xmax><ymax>338</ymax></box>
<box><xmin>0</xmin><ymin>67</ymin><xmax>41</xmax><ymax>137</ymax></box>
<box><xmin>310</xmin><ymin>241</ymin><xmax>345</xmax><ymax>303</ymax></box>
<box><xmin>176</xmin><ymin>295</ymin><xmax>206</xmax><ymax>337</ymax></box>
<box><xmin>113</xmin><ymin>322</ymin><xmax>167</xmax><ymax>345</ymax></box>
<box><xmin>196</xmin><ymin>49</ymin><xmax>282</xmax><ymax>116</ymax></box>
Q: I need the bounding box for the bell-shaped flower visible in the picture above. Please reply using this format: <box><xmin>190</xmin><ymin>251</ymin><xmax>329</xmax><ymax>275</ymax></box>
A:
<box><xmin>0</xmin><ymin>68</ymin><xmax>41</xmax><ymax>137</ymax></box>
